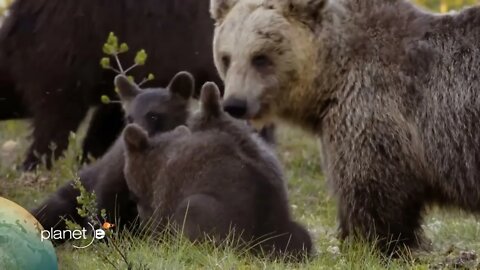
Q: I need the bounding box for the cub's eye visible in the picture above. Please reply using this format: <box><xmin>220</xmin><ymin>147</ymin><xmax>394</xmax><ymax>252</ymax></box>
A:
<box><xmin>221</xmin><ymin>55</ymin><xmax>231</xmax><ymax>69</ymax></box>
<box><xmin>251</xmin><ymin>54</ymin><xmax>273</xmax><ymax>70</ymax></box>
<box><xmin>126</xmin><ymin>115</ymin><xmax>133</xmax><ymax>124</ymax></box>
<box><xmin>146</xmin><ymin>112</ymin><xmax>164</xmax><ymax>124</ymax></box>
<box><xmin>147</xmin><ymin>112</ymin><xmax>158</xmax><ymax>120</ymax></box>
<box><xmin>145</xmin><ymin>112</ymin><xmax>166</xmax><ymax>132</ymax></box>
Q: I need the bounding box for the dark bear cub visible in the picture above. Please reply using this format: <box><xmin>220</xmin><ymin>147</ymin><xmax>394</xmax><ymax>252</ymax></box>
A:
<box><xmin>123</xmin><ymin>82</ymin><xmax>312</xmax><ymax>259</ymax></box>
<box><xmin>31</xmin><ymin>71</ymin><xmax>194</xmax><ymax>235</ymax></box>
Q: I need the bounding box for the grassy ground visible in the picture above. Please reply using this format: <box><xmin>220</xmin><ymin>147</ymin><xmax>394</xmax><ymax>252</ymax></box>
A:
<box><xmin>0</xmin><ymin>119</ymin><xmax>479</xmax><ymax>269</ymax></box>
<box><xmin>1</xmin><ymin>0</ymin><xmax>479</xmax><ymax>268</ymax></box>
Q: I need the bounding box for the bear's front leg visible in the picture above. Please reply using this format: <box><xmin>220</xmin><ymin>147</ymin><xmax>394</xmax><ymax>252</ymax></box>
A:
<box><xmin>325</xmin><ymin>117</ymin><xmax>430</xmax><ymax>255</ymax></box>
<box><xmin>22</xmin><ymin>91</ymin><xmax>89</xmax><ymax>171</ymax></box>
<box><xmin>30</xmin><ymin>180</ymin><xmax>83</xmax><ymax>243</ymax></box>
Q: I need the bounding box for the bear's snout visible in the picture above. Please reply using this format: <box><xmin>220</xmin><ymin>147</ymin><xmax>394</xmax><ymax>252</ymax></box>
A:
<box><xmin>223</xmin><ymin>97</ymin><xmax>248</xmax><ymax>118</ymax></box>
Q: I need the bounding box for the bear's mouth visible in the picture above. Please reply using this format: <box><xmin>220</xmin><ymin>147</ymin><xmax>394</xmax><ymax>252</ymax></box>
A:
<box><xmin>249</xmin><ymin>118</ymin><xmax>270</xmax><ymax>131</ymax></box>
<box><xmin>250</xmin><ymin>101</ymin><xmax>271</xmax><ymax>120</ymax></box>
<box><xmin>248</xmin><ymin>103</ymin><xmax>273</xmax><ymax>128</ymax></box>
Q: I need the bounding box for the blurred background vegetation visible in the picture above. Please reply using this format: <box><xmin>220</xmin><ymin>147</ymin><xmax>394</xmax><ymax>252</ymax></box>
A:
<box><xmin>0</xmin><ymin>0</ymin><xmax>12</xmax><ymax>15</ymax></box>
<box><xmin>1</xmin><ymin>0</ymin><xmax>480</xmax><ymax>15</ymax></box>
<box><xmin>416</xmin><ymin>0</ymin><xmax>479</xmax><ymax>11</ymax></box>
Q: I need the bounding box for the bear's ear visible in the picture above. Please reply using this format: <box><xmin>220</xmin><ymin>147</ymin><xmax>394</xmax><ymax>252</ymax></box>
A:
<box><xmin>115</xmin><ymin>75</ymin><xmax>141</xmax><ymax>102</ymax></box>
<box><xmin>172</xmin><ymin>125</ymin><xmax>191</xmax><ymax>137</ymax></box>
<box><xmin>210</xmin><ymin>0</ymin><xmax>238</xmax><ymax>21</ymax></box>
<box><xmin>200</xmin><ymin>82</ymin><xmax>222</xmax><ymax>117</ymax></box>
<box><xmin>123</xmin><ymin>124</ymin><xmax>149</xmax><ymax>153</ymax></box>
<box><xmin>168</xmin><ymin>71</ymin><xmax>194</xmax><ymax>100</ymax></box>
<box><xmin>264</xmin><ymin>0</ymin><xmax>328</xmax><ymax>26</ymax></box>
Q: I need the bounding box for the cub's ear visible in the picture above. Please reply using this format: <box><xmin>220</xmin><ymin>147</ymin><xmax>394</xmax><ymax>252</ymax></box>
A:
<box><xmin>123</xmin><ymin>124</ymin><xmax>149</xmax><ymax>153</ymax></box>
<box><xmin>210</xmin><ymin>0</ymin><xmax>238</xmax><ymax>22</ymax></box>
<box><xmin>172</xmin><ymin>125</ymin><xmax>191</xmax><ymax>137</ymax></box>
<box><xmin>115</xmin><ymin>75</ymin><xmax>141</xmax><ymax>102</ymax></box>
<box><xmin>200</xmin><ymin>82</ymin><xmax>222</xmax><ymax>117</ymax></box>
<box><xmin>264</xmin><ymin>0</ymin><xmax>328</xmax><ymax>26</ymax></box>
<box><xmin>168</xmin><ymin>71</ymin><xmax>194</xmax><ymax>100</ymax></box>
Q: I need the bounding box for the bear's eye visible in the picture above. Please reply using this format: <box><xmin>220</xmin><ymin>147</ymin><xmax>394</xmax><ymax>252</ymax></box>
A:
<box><xmin>251</xmin><ymin>54</ymin><xmax>273</xmax><ymax>70</ymax></box>
<box><xmin>146</xmin><ymin>112</ymin><xmax>163</xmax><ymax>122</ymax></box>
<box><xmin>221</xmin><ymin>55</ymin><xmax>231</xmax><ymax>70</ymax></box>
<box><xmin>146</xmin><ymin>112</ymin><xmax>165</xmax><ymax>125</ymax></box>
<box><xmin>126</xmin><ymin>115</ymin><xmax>133</xmax><ymax>124</ymax></box>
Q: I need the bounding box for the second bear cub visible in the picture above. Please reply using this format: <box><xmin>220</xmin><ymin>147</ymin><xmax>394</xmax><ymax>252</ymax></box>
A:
<box><xmin>32</xmin><ymin>72</ymin><xmax>194</xmax><ymax>235</ymax></box>
<box><xmin>123</xmin><ymin>82</ymin><xmax>312</xmax><ymax>258</ymax></box>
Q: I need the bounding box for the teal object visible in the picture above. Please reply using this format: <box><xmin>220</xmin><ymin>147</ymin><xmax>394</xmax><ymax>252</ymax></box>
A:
<box><xmin>0</xmin><ymin>197</ymin><xmax>58</xmax><ymax>270</ymax></box>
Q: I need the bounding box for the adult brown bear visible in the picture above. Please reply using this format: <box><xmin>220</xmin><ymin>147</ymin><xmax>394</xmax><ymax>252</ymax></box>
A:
<box><xmin>0</xmin><ymin>0</ymin><xmax>221</xmax><ymax>170</ymax></box>
<box><xmin>211</xmin><ymin>0</ymin><xmax>480</xmax><ymax>255</ymax></box>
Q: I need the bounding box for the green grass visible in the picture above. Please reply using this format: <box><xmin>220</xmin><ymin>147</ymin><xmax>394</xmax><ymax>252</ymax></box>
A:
<box><xmin>0</xmin><ymin>120</ymin><xmax>479</xmax><ymax>269</ymax></box>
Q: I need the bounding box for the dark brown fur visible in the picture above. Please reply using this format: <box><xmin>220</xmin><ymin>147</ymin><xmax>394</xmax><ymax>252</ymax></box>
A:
<box><xmin>31</xmin><ymin>72</ymin><xmax>194</xmax><ymax>237</ymax></box>
<box><xmin>123</xmin><ymin>82</ymin><xmax>312</xmax><ymax>259</ymax></box>
<box><xmin>0</xmin><ymin>0</ymin><xmax>221</xmax><ymax>170</ymax></box>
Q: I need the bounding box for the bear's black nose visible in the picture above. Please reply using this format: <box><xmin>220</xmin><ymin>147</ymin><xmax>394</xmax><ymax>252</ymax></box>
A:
<box><xmin>223</xmin><ymin>98</ymin><xmax>247</xmax><ymax>118</ymax></box>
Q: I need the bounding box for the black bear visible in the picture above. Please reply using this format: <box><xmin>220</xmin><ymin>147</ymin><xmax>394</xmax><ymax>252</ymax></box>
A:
<box><xmin>0</xmin><ymin>0</ymin><xmax>221</xmax><ymax>170</ymax></box>
<box><xmin>31</xmin><ymin>71</ymin><xmax>194</xmax><ymax>236</ymax></box>
<box><xmin>123</xmin><ymin>82</ymin><xmax>312</xmax><ymax>259</ymax></box>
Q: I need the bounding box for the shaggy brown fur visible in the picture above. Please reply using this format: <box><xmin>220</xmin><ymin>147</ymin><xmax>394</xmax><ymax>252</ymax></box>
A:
<box><xmin>31</xmin><ymin>72</ymin><xmax>194</xmax><ymax>237</ymax></box>
<box><xmin>123</xmin><ymin>82</ymin><xmax>312</xmax><ymax>259</ymax></box>
<box><xmin>0</xmin><ymin>0</ymin><xmax>221</xmax><ymax>170</ymax></box>
<box><xmin>211</xmin><ymin>0</ymin><xmax>480</xmax><ymax>254</ymax></box>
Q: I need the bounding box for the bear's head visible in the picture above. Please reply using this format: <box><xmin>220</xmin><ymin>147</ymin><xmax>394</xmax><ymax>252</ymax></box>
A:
<box><xmin>210</xmin><ymin>0</ymin><xmax>327</xmax><ymax>124</ymax></box>
<box><xmin>122</xmin><ymin>123</ymin><xmax>192</xmax><ymax>218</ymax></box>
<box><xmin>188</xmin><ymin>81</ymin><xmax>256</xmax><ymax>139</ymax></box>
<box><xmin>115</xmin><ymin>71</ymin><xmax>194</xmax><ymax>135</ymax></box>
